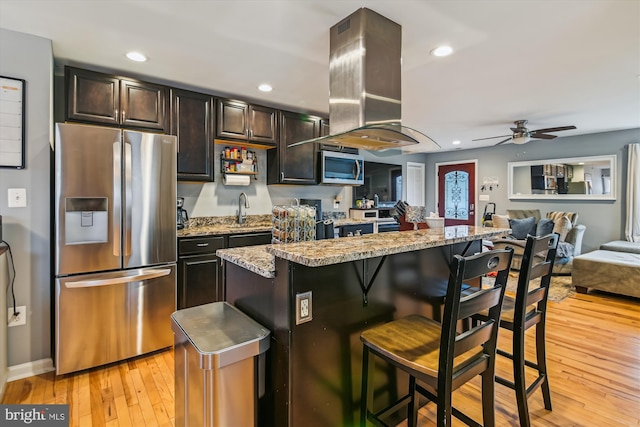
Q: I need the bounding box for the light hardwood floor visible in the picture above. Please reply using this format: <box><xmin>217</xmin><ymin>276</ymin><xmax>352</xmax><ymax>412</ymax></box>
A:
<box><xmin>3</xmin><ymin>291</ymin><xmax>639</xmax><ymax>427</ymax></box>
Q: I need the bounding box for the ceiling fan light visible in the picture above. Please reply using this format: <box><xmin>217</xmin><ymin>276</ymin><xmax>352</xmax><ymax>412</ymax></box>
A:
<box><xmin>513</xmin><ymin>135</ymin><xmax>530</xmax><ymax>144</ymax></box>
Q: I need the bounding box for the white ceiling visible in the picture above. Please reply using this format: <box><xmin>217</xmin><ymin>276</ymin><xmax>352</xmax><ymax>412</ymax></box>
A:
<box><xmin>1</xmin><ymin>0</ymin><xmax>638</xmax><ymax>152</ymax></box>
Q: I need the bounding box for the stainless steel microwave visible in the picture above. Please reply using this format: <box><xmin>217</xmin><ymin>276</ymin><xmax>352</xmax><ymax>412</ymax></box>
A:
<box><xmin>320</xmin><ymin>151</ymin><xmax>364</xmax><ymax>185</ymax></box>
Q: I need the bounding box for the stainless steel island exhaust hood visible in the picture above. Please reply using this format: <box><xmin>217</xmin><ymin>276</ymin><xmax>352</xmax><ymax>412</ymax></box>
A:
<box><xmin>290</xmin><ymin>7</ymin><xmax>440</xmax><ymax>152</ymax></box>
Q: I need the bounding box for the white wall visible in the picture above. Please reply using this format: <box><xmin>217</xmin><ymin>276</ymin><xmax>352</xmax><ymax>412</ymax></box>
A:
<box><xmin>0</xmin><ymin>29</ymin><xmax>52</xmax><ymax>367</ymax></box>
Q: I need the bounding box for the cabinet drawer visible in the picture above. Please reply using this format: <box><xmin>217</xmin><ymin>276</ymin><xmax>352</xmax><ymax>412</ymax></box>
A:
<box><xmin>228</xmin><ymin>232</ymin><xmax>272</xmax><ymax>248</ymax></box>
<box><xmin>178</xmin><ymin>236</ymin><xmax>224</xmax><ymax>255</ymax></box>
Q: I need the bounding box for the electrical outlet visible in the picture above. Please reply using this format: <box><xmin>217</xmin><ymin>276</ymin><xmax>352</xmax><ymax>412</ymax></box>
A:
<box><xmin>8</xmin><ymin>305</ymin><xmax>27</xmax><ymax>327</ymax></box>
<box><xmin>295</xmin><ymin>292</ymin><xmax>312</xmax><ymax>325</ymax></box>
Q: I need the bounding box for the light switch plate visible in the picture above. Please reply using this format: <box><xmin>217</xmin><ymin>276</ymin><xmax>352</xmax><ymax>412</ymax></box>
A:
<box><xmin>8</xmin><ymin>188</ymin><xmax>27</xmax><ymax>208</ymax></box>
<box><xmin>479</xmin><ymin>194</ymin><xmax>490</xmax><ymax>201</ymax></box>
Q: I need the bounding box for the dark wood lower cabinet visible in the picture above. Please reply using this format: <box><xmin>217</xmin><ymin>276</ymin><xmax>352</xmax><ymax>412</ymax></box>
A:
<box><xmin>178</xmin><ymin>253</ymin><xmax>222</xmax><ymax>309</ymax></box>
<box><xmin>177</xmin><ymin>236</ymin><xmax>224</xmax><ymax>309</ymax></box>
<box><xmin>177</xmin><ymin>231</ymin><xmax>273</xmax><ymax>309</ymax></box>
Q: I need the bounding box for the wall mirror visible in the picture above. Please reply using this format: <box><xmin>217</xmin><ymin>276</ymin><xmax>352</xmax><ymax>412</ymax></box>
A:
<box><xmin>509</xmin><ymin>155</ymin><xmax>616</xmax><ymax>200</ymax></box>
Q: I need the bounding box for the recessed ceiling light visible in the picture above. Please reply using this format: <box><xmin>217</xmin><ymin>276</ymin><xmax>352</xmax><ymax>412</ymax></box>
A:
<box><xmin>126</xmin><ymin>51</ymin><xmax>147</xmax><ymax>62</ymax></box>
<box><xmin>258</xmin><ymin>83</ymin><xmax>273</xmax><ymax>92</ymax></box>
<box><xmin>430</xmin><ymin>46</ymin><xmax>454</xmax><ymax>57</ymax></box>
<box><xmin>452</xmin><ymin>140</ymin><xmax>461</xmax><ymax>145</ymax></box>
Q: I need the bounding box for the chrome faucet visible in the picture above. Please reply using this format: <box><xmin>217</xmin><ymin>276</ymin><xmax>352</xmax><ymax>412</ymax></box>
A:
<box><xmin>238</xmin><ymin>192</ymin><xmax>250</xmax><ymax>224</ymax></box>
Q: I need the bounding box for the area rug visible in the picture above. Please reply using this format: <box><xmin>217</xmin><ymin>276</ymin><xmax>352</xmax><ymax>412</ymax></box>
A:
<box><xmin>484</xmin><ymin>272</ymin><xmax>575</xmax><ymax>303</ymax></box>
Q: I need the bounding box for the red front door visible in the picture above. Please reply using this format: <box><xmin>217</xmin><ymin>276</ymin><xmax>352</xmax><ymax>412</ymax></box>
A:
<box><xmin>437</xmin><ymin>162</ymin><xmax>476</xmax><ymax>226</ymax></box>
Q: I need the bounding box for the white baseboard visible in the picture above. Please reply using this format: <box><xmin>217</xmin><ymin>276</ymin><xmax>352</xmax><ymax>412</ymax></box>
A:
<box><xmin>8</xmin><ymin>358</ymin><xmax>55</xmax><ymax>382</ymax></box>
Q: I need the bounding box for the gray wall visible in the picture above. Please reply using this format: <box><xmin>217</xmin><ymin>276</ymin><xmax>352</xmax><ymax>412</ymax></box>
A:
<box><xmin>0</xmin><ymin>29</ymin><xmax>52</xmax><ymax>366</ymax></box>
<box><xmin>424</xmin><ymin>128</ymin><xmax>640</xmax><ymax>253</ymax></box>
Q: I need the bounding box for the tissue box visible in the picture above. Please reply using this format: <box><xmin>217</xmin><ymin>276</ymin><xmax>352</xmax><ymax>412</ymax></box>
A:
<box><xmin>425</xmin><ymin>217</ymin><xmax>444</xmax><ymax>229</ymax></box>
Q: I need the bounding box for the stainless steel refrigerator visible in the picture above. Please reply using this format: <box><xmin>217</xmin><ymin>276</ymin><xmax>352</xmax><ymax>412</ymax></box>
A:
<box><xmin>54</xmin><ymin>122</ymin><xmax>177</xmax><ymax>375</ymax></box>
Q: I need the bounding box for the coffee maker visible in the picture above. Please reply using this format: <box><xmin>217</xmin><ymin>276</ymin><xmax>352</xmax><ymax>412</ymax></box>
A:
<box><xmin>177</xmin><ymin>197</ymin><xmax>189</xmax><ymax>229</ymax></box>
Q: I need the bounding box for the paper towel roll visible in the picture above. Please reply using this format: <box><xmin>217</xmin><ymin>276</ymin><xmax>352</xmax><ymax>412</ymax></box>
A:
<box><xmin>223</xmin><ymin>174</ymin><xmax>251</xmax><ymax>186</ymax></box>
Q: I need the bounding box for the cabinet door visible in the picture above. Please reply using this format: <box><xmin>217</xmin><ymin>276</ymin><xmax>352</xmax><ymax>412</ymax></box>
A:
<box><xmin>216</xmin><ymin>99</ymin><xmax>249</xmax><ymax>140</ymax></box>
<box><xmin>172</xmin><ymin>89</ymin><xmax>215</xmax><ymax>182</ymax></box>
<box><xmin>177</xmin><ymin>254</ymin><xmax>222</xmax><ymax>309</ymax></box>
<box><xmin>272</xmin><ymin>110</ymin><xmax>319</xmax><ymax>184</ymax></box>
<box><xmin>318</xmin><ymin>119</ymin><xmax>359</xmax><ymax>154</ymax></box>
<box><xmin>248</xmin><ymin>105</ymin><xmax>277</xmax><ymax>145</ymax></box>
<box><xmin>120</xmin><ymin>79</ymin><xmax>167</xmax><ymax>131</ymax></box>
<box><xmin>178</xmin><ymin>236</ymin><xmax>225</xmax><ymax>309</ymax></box>
<box><xmin>66</xmin><ymin>67</ymin><xmax>120</xmax><ymax>125</ymax></box>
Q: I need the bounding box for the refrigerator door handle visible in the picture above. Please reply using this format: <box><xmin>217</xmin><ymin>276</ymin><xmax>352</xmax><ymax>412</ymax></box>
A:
<box><xmin>65</xmin><ymin>268</ymin><xmax>172</xmax><ymax>288</ymax></box>
<box><xmin>113</xmin><ymin>141</ymin><xmax>121</xmax><ymax>257</ymax></box>
<box><xmin>124</xmin><ymin>142</ymin><xmax>132</xmax><ymax>257</ymax></box>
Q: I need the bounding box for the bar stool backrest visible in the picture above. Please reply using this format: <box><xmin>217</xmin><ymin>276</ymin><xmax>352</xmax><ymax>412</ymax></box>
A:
<box><xmin>439</xmin><ymin>248</ymin><xmax>514</xmax><ymax>396</ymax></box>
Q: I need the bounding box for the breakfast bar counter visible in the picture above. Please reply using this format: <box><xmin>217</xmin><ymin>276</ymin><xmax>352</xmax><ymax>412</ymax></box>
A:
<box><xmin>218</xmin><ymin>226</ymin><xmax>510</xmax><ymax>427</ymax></box>
<box><xmin>218</xmin><ymin>226</ymin><xmax>510</xmax><ymax>271</ymax></box>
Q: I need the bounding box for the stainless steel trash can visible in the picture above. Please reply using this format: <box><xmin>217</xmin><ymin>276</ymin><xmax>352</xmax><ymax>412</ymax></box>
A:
<box><xmin>171</xmin><ymin>302</ymin><xmax>270</xmax><ymax>427</ymax></box>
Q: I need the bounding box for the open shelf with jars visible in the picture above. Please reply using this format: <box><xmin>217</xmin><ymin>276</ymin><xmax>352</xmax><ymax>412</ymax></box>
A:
<box><xmin>220</xmin><ymin>146</ymin><xmax>258</xmax><ymax>180</ymax></box>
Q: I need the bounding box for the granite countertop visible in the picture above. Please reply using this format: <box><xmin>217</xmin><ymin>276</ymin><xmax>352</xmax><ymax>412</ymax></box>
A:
<box><xmin>177</xmin><ymin>215</ymin><xmax>272</xmax><ymax>237</ymax></box>
<box><xmin>177</xmin><ymin>215</ymin><xmax>376</xmax><ymax>238</ymax></box>
<box><xmin>217</xmin><ymin>226</ymin><xmax>511</xmax><ymax>277</ymax></box>
<box><xmin>215</xmin><ymin>245</ymin><xmax>276</xmax><ymax>278</ymax></box>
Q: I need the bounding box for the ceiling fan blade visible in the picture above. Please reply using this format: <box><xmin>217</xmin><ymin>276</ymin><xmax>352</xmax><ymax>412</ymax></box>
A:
<box><xmin>494</xmin><ymin>137</ymin><xmax>512</xmax><ymax>146</ymax></box>
<box><xmin>472</xmin><ymin>134</ymin><xmax>512</xmax><ymax>141</ymax></box>
<box><xmin>531</xmin><ymin>125</ymin><xmax>576</xmax><ymax>133</ymax></box>
<box><xmin>530</xmin><ymin>133</ymin><xmax>557</xmax><ymax>140</ymax></box>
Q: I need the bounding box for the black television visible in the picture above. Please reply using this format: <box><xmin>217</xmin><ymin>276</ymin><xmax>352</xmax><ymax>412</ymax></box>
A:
<box><xmin>353</xmin><ymin>161</ymin><xmax>403</xmax><ymax>206</ymax></box>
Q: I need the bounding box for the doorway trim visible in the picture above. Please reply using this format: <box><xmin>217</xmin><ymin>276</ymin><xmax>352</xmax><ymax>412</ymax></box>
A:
<box><xmin>406</xmin><ymin>162</ymin><xmax>425</xmax><ymax>206</ymax></box>
<box><xmin>435</xmin><ymin>159</ymin><xmax>479</xmax><ymax>226</ymax></box>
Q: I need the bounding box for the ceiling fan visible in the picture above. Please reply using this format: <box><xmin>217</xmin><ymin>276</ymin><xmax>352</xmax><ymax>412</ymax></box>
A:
<box><xmin>473</xmin><ymin>120</ymin><xmax>577</xmax><ymax>146</ymax></box>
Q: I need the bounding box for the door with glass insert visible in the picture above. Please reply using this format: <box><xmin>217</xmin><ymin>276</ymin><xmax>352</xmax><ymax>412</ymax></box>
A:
<box><xmin>437</xmin><ymin>162</ymin><xmax>476</xmax><ymax>226</ymax></box>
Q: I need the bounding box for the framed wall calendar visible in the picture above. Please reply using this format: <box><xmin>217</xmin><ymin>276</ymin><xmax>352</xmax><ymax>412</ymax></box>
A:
<box><xmin>0</xmin><ymin>76</ymin><xmax>26</xmax><ymax>169</ymax></box>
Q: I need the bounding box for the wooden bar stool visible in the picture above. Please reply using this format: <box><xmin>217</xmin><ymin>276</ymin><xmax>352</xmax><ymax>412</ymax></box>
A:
<box><xmin>475</xmin><ymin>233</ymin><xmax>558</xmax><ymax>427</ymax></box>
<box><xmin>360</xmin><ymin>248</ymin><xmax>514</xmax><ymax>427</ymax></box>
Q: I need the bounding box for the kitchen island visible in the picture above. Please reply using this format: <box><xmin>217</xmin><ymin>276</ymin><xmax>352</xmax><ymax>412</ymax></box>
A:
<box><xmin>217</xmin><ymin>226</ymin><xmax>509</xmax><ymax>427</ymax></box>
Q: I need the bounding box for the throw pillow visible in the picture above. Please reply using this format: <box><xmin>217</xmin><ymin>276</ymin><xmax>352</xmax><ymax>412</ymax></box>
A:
<box><xmin>508</xmin><ymin>209</ymin><xmax>542</xmax><ymax>222</ymax></box>
<box><xmin>552</xmin><ymin>215</ymin><xmax>573</xmax><ymax>242</ymax></box>
<box><xmin>492</xmin><ymin>214</ymin><xmax>510</xmax><ymax>229</ymax></box>
<box><xmin>536</xmin><ymin>218</ymin><xmax>555</xmax><ymax>236</ymax></box>
<box><xmin>509</xmin><ymin>216</ymin><xmax>536</xmax><ymax>240</ymax></box>
<box><xmin>547</xmin><ymin>211</ymin><xmax>578</xmax><ymax>226</ymax></box>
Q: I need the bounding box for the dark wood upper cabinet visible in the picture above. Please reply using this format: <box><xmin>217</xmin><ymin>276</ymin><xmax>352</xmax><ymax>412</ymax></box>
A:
<box><xmin>66</xmin><ymin>67</ymin><xmax>120</xmax><ymax>126</ymax></box>
<box><xmin>318</xmin><ymin>118</ymin><xmax>359</xmax><ymax>155</ymax></box>
<box><xmin>320</xmin><ymin>119</ymin><xmax>330</xmax><ymax>137</ymax></box>
<box><xmin>120</xmin><ymin>79</ymin><xmax>167</xmax><ymax>131</ymax></box>
<box><xmin>216</xmin><ymin>99</ymin><xmax>248</xmax><ymax>140</ymax></box>
<box><xmin>217</xmin><ymin>99</ymin><xmax>277</xmax><ymax>145</ymax></box>
<box><xmin>65</xmin><ymin>66</ymin><xmax>167</xmax><ymax>132</ymax></box>
<box><xmin>171</xmin><ymin>88</ymin><xmax>215</xmax><ymax>182</ymax></box>
<box><xmin>268</xmin><ymin>110</ymin><xmax>320</xmax><ymax>184</ymax></box>
<box><xmin>248</xmin><ymin>104</ymin><xmax>277</xmax><ymax>144</ymax></box>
